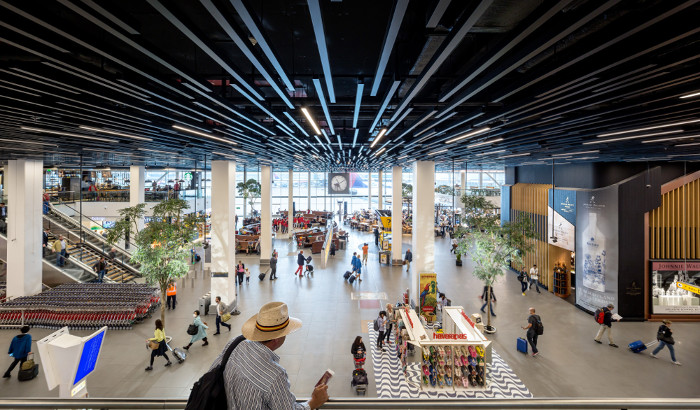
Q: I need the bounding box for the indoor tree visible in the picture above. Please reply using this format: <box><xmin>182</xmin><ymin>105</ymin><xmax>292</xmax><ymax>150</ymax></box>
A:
<box><xmin>237</xmin><ymin>178</ymin><xmax>261</xmax><ymax>217</ymax></box>
<box><xmin>106</xmin><ymin>199</ymin><xmax>201</xmax><ymax>327</ymax></box>
<box><xmin>402</xmin><ymin>183</ymin><xmax>413</xmax><ymax>198</ymax></box>
<box><xmin>455</xmin><ymin>194</ymin><xmax>536</xmax><ymax>333</ymax></box>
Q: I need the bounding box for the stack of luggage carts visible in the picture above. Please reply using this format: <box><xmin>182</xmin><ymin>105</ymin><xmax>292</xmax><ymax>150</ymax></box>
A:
<box><xmin>351</xmin><ymin>349</ymin><xmax>368</xmax><ymax>395</ymax></box>
<box><xmin>0</xmin><ymin>282</ymin><xmax>6</xmax><ymax>303</ymax></box>
<box><xmin>0</xmin><ymin>283</ymin><xmax>159</xmax><ymax>330</ymax></box>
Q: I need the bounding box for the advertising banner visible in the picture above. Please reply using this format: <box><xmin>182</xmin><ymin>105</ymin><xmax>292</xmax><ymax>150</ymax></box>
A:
<box><xmin>501</xmin><ymin>185</ymin><xmax>511</xmax><ymax>224</ymax></box>
<box><xmin>548</xmin><ymin>189</ymin><xmax>576</xmax><ymax>251</ymax></box>
<box><xmin>418</xmin><ymin>273</ymin><xmax>438</xmax><ymax>316</ymax></box>
<box><xmin>575</xmin><ymin>187</ymin><xmax>619</xmax><ymax>312</ymax></box>
<box><xmin>650</xmin><ymin>260</ymin><xmax>700</xmax><ymax>314</ymax></box>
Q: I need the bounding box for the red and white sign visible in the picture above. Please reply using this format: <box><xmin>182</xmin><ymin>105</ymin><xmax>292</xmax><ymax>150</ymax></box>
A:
<box><xmin>432</xmin><ymin>333</ymin><xmax>468</xmax><ymax>340</ymax></box>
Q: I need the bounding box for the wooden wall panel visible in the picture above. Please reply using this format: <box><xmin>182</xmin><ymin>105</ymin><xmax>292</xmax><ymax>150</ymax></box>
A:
<box><xmin>649</xmin><ymin>177</ymin><xmax>700</xmax><ymax>260</ymax></box>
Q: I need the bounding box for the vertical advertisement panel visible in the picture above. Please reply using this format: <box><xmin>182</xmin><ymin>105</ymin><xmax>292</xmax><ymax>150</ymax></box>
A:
<box><xmin>651</xmin><ymin>261</ymin><xmax>700</xmax><ymax>314</ymax></box>
<box><xmin>575</xmin><ymin>187</ymin><xmax>619</xmax><ymax>312</ymax></box>
<box><xmin>501</xmin><ymin>185</ymin><xmax>511</xmax><ymax>224</ymax></box>
<box><xmin>418</xmin><ymin>273</ymin><xmax>438</xmax><ymax>318</ymax></box>
<box><xmin>548</xmin><ymin>189</ymin><xmax>576</xmax><ymax>251</ymax></box>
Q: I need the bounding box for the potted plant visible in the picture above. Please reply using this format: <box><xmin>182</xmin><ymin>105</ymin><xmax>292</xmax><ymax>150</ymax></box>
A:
<box><xmin>106</xmin><ymin>199</ymin><xmax>202</xmax><ymax>327</ymax></box>
<box><xmin>237</xmin><ymin>178</ymin><xmax>261</xmax><ymax>218</ymax></box>
<box><xmin>456</xmin><ymin>194</ymin><xmax>536</xmax><ymax>334</ymax></box>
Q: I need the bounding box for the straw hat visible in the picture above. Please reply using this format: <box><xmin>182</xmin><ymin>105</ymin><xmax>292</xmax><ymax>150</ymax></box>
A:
<box><xmin>242</xmin><ymin>302</ymin><xmax>302</xmax><ymax>342</ymax></box>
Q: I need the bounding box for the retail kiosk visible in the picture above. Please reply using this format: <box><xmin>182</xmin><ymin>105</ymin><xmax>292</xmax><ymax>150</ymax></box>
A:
<box><xmin>36</xmin><ymin>326</ymin><xmax>107</xmax><ymax>398</ymax></box>
<box><xmin>395</xmin><ymin>306</ymin><xmax>491</xmax><ymax>392</ymax></box>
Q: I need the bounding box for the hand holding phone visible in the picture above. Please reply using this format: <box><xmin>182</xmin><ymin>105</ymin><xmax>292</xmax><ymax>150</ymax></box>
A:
<box><xmin>315</xmin><ymin>369</ymin><xmax>334</xmax><ymax>387</ymax></box>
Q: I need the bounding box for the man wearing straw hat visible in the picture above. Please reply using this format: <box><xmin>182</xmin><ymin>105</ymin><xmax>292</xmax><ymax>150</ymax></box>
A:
<box><xmin>210</xmin><ymin>302</ymin><xmax>329</xmax><ymax>409</ymax></box>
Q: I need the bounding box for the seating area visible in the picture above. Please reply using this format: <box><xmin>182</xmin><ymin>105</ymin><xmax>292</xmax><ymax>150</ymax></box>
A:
<box><xmin>0</xmin><ymin>283</ymin><xmax>159</xmax><ymax>330</ymax></box>
<box><xmin>236</xmin><ymin>234</ymin><xmax>260</xmax><ymax>254</ymax></box>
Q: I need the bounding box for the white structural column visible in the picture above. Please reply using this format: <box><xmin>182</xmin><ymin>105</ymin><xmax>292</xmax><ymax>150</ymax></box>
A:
<box><xmin>368</xmin><ymin>172</ymin><xmax>372</xmax><ymax>209</ymax></box>
<box><xmin>288</xmin><ymin>169</ymin><xmax>294</xmax><ymax>233</ymax></box>
<box><xmin>210</xmin><ymin>161</ymin><xmax>236</xmax><ymax>307</ymax></box>
<box><xmin>307</xmin><ymin>172</ymin><xmax>311</xmax><ymax>211</ymax></box>
<box><xmin>378</xmin><ymin>170</ymin><xmax>383</xmax><ymax>210</ymax></box>
<box><xmin>391</xmin><ymin>166</ymin><xmax>402</xmax><ymax>264</ymax></box>
<box><xmin>460</xmin><ymin>170</ymin><xmax>467</xmax><ymax>213</ymax></box>
<box><xmin>411</xmin><ymin>161</ymin><xmax>435</xmax><ymax>302</ymax></box>
<box><xmin>6</xmin><ymin>159</ymin><xmax>43</xmax><ymax>298</ymax></box>
<box><xmin>129</xmin><ymin>165</ymin><xmax>145</xmax><ymax>231</ymax></box>
<box><xmin>260</xmin><ymin>166</ymin><xmax>272</xmax><ymax>263</ymax></box>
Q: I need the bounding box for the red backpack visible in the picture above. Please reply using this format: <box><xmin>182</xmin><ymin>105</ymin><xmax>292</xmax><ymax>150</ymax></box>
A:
<box><xmin>594</xmin><ymin>308</ymin><xmax>605</xmax><ymax>324</ymax></box>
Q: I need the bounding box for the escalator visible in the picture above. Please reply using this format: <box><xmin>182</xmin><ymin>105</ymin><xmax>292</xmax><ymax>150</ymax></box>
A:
<box><xmin>43</xmin><ymin>203</ymin><xmax>141</xmax><ymax>282</ymax></box>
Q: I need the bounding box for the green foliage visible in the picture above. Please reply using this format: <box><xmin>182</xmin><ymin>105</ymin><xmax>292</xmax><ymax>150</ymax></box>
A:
<box><xmin>107</xmin><ymin>198</ymin><xmax>202</xmax><ymax>327</ymax></box>
<box><xmin>456</xmin><ymin>194</ymin><xmax>536</xmax><ymax>327</ymax></box>
<box><xmin>402</xmin><ymin>183</ymin><xmax>413</xmax><ymax>198</ymax></box>
<box><xmin>237</xmin><ymin>178</ymin><xmax>261</xmax><ymax>216</ymax></box>
<box><xmin>435</xmin><ymin>185</ymin><xmax>455</xmax><ymax>195</ymax></box>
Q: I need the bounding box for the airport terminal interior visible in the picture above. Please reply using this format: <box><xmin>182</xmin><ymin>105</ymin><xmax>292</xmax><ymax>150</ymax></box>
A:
<box><xmin>0</xmin><ymin>0</ymin><xmax>699</xmax><ymax>408</ymax></box>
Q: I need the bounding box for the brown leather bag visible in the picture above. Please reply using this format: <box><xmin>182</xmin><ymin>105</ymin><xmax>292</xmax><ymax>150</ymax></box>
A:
<box><xmin>148</xmin><ymin>340</ymin><xmax>159</xmax><ymax>350</ymax></box>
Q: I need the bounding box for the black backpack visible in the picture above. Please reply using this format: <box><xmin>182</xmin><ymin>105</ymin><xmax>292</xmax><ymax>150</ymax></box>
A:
<box><xmin>534</xmin><ymin>315</ymin><xmax>544</xmax><ymax>335</ymax></box>
<box><xmin>184</xmin><ymin>335</ymin><xmax>246</xmax><ymax>410</ymax></box>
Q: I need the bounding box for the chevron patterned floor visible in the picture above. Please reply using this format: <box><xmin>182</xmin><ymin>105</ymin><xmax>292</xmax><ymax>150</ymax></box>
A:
<box><xmin>369</xmin><ymin>323</ymin><xmax>532</xmax><ymax>399</ymax></box>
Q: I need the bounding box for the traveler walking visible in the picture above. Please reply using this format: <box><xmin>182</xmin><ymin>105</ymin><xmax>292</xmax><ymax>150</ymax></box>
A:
<box><xmin>183</xmin><ymin>310</ymin><xmax>208</xmax><ymax>350</ymax></box>
<box><xmin>521</xmin><ymin>307</ymin><xmax>541</xmax><ymax>356</ymax></box>
<box><xmin>3</xmin><ymin>326</ymin><xmax>31</xmax><ymax>378</ymax></box>
<box><xmin>351</xmin><ymin>336</ymin><xmax>366</xmax><ymax>355</ymax></box>
<box><xmin>518</xmin><ymin>268</ymin><xmax>528</xmax><ymax>295</ymax></box>
<box><xmin>650</xmin><ymin>319</ymin><xmax>681</xmax><ymax>365</ymax></box>
<box><xmin>351</xmin><ymin>252</ymin><xmax>362</xmax><ymax>282</ymax></box>
<box><xmin>42</xmin><ymin>228</ymin><xmax>49</xmax><ymax>257</ymax></box>
<box><xmin>480</xmin><ymin>285</ymin><xmax>497</xmax><ymax>317</ymax></box>
<box><xmin>209</xmin><ymin>301</ymin><xmax>329</xmax><ymax>409</ymax></box>
<box><xmin>529</xmin><ymin>264</ymin><xmax>541</xmax><ymax>293</ymax></box>
<box><xmin>53</xmin><ymin>235</ymin><xmax>67</xmax><ymax>267</ymax></box>
<box><xmin>108</xmin><ymin>247</ymin><xmax>117</xmax><ymax>260</ymax></box>
<box><xmin>213</xmin><ymin>296</ymin><xmax>232</xmax><ymax>335</ymax></box>
<box><xmin>92</xmin><ymin>256</ymin><xmax>107</xmax><ymax>283</ymax></box>
<box><xmin>269</xmin><ymin>253</ymin><xmax>278</xmax><ymax>280</ymax></box>
<box><xmin>594</xmin><ymin>303</ymin><xmax>619</xmax><ymax>347</ymax></box>
<box><xmin>374</xmin><ymin>227</ymin><xmax>380</xmax><ymax>246</ymax></box>
<box><xmin>294</xmin><ymin>251</ymin><xmax>305</xmax><ymax>277</ymax></box>
<box><xmin>236</xmin><ymin>261</ymin><xmax>245</xmax><ymax>286</ymax></box>
<box><xmin>404</xmin><ymin>249</ymin><xmax>412</xmax><ymax>272</ymax></box>
<box><xmin>383</xmin><ymin>304</ymin><xmax>396</xmax><ymax>345</ymax></box>
<box><xmin>362</xmin><ymin>243</ymin><xmax>369</xmax><ymax>264</ymax></box>
<box><xmin>376</xmin><ymin>311</ymin><xmax>387</xmax><ymax>351</ymax></box>
<box><xmin>245</xmin><ymin>268</ymin><xmax>251</xmax><ymax>284</ymax></box>
<box><xmin>166</xmin><ymin>281</ymin><xmax>177</xmax><ymax>310</ymax></box>
<box><xmin>145</xmin><ymin>319</ymin><xmax>172</xmax><ymax>370</ymax></box>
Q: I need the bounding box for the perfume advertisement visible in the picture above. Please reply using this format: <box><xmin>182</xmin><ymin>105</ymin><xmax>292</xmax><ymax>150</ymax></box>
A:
<box><xmin>548</xmin><ymin>189</ymin><xmax>576</xmax><ymax>251</ymax></box>
<box><xmin>650</xmin><ymin>261</ymin><xmax>700</xmax><ymax>314</ymax></box>
<box><xmin>575</xmin><ymin>187</ymin><xmax>619</xmax><ymax>312</ymax></box>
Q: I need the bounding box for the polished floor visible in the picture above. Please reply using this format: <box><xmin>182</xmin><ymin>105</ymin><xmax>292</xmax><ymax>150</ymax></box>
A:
<box><xmin>1</xmin><ymin>222</ymin><xmax>698</xmax><ymax>400</ymax></box>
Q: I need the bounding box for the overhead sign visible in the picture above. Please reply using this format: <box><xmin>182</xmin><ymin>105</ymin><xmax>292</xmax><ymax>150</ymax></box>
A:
<box><xmin>183</xmin><ymin>172</ymin><xmax>193</xmax><ymax>181</ymax></box>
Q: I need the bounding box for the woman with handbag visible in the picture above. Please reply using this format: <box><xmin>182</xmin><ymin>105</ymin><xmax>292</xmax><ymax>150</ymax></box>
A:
<box><xmin>236</xmin><ymin>261</ymin><xmax>245</xmax><ymax>286</ymax></box>
<box><xmin>650</xmin><ymin>319</ymin><xmax>681</xmax><ymax>365</ymax></box>
<box><xmin>184</xmin><ymin>310</ymin><xmax>208</xmax><ymax>350</ymax></box>
<box><xmin>145</xmin><ymin>319</ymin><xmax>172</xmax><ymax>371</ymax></box>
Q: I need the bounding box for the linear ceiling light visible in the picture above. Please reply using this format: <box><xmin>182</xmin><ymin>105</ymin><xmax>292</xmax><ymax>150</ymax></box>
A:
<box><xmin>370</xmin><ymin>0</ymin><xmax>409</xmax><ymax>96</ymax></box>
<box><xmin>398</xmin><ymin>110</ymin><xmax>437</xmax><ymax>139</ymax></box>
<box><xmin>301</xmin><ymin>107</ymin><xmax>322</xmax><ymax>135</ymax></box>
<box><xmin>172</xmin><ymin>124</ymin><xmax>237</xmax><ymax>145</ymax></box>
<box><xmin>641</xmin><ymin>134</ymin><xmax>700</xmax><ymax>144</ymax></box>
<box><xmin>597</xmin><ymin>119</ymin><xmax>700</xmax><ymax>137</ymax></box>
<box><xmin>467</xmin><ymin>137</ymin><xmax>503</xmax><ymax>148</ymax></box>
<box><xmin>352</xmin><ymin>129</ymin><xmax>359</xmax><ymax>148</ymax></box>
<box><xmin>312</xmin><ymin>78</ymin><xmax>334</xmax><ymax>134</ymax></box>
<box><xmin>79</xmin><ymin>126</ymin><xmax>152</xmax><ymax>141</ymax></box>
<box><xmin>20</xmin><ymin>126</ymin><xmax>117</xmax><ymax>143</ymax></box>
<box><xmin>231</xmin><ymin>147</ymin><xmax>255</xmax><ymax>155</ymax></box>
<box><xmin>680</xmin><ymin>91</ymin><xmax>700</xmax><ymax>99</ymax></box>
<box><xmin>445</xmin><ymin>127</ymin><xmax>491</xmax><ymax>144</ymax></box>
<box><xmin>283</xmin><ymin>112</ymin><xmax>309</xmax><ymax>137</ymax></box>
<box><xmin>353</xmin><ymin>83</ymin><xmax>364</xmax><ymax>128</ymax></box>
<box><xmin>502</xmin><ymin>152</ymin><xmax>530</xmax><ymax>158</ymax></box>
<box><xmin>370</xmin><ymin>128</ymin><xmax>388</xmax><ymax>148</ymax></box>
<box><xmin>476</xmin><ymin>149</ymin><xmax>506</xmax><ymax>156</ymax></box>
<box><xmin>369</xmin><ymin>80</ymin><xmax>401</xmax><ymax>133</ymax></box>
<box><xmin>428</xmin><ymin>148</ymin><xmax>448</xmax><ymax>156</ymax></box>
<box><xmin>307</xmin><ymin>0</ymin><xmax>335</xmax><ymax>103</ymax></box>
<box><xmin>337</xmin><ymin>135</ymin><xmax>343</xmax><ymax>150</ymax></box>
<box><xmin>386</xmin><ymin>107</ymin><xmax>413</xmax><ymax>137</ymax></box>
<box><xmin>583</xmin><ymin>130</ymin><xmax>683</xmax><ymax>145</ymax></box>
<box><xmin>552</xmin><ymin>150</ymin><xmax>599</xmax><ymax>157</ymax></box>
<box><xmin>321</xmin><ymin>129</ymin><xmax>332</xmax><ymax>145</ymax></box>
<box><xmin>374</xmin><ymin>147</ymin><xmax>386</xmax><ymax>157</ymax></box>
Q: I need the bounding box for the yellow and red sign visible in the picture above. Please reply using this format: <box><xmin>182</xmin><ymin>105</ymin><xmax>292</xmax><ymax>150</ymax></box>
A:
<box><xmin>677</xmin><ymin>282</ymin><xmax>700</xmax><ymax>296</ymax></box>
<box><xmin>419</xmin><ymin>273</ymin><xmax>438</xmax><ymax>314</ymax></box>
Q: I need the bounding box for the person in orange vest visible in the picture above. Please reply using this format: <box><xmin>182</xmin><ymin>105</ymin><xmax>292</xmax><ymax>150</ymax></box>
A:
<box><xmin>166</xmin><ymin>281</ymin><xmax>177</xmax><ymax>310</ymax></box>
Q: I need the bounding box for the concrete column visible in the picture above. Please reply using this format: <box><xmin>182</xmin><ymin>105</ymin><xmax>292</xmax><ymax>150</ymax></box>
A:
<box><xmin>411</xmin><ymin>161</ymin><xmax>435</xmax><ymax>302</ymax></box>
<box><xmin>391</xmin><ymin>166</ymin><xmax>402</xmax><ymax>264</ymax></box>
<box><xmin>378</xmin><ymin>170</ymin><xmax>383</xmax><ymax>210</ymax></box>
<box><xmin>260</xmin><ymin>166</ymin><xmax>272</xmax><ymax>263</ymax></box>
<box><xmin>479</xmin><ymin>170</ymin><xmax>483</xmax><ymax>188</ymax></box>
<box><xmin>6</xmin><ymin>159</ymin><xmax>43</xmax><ymax>298</ymax></box>
<box><xmin>460</xmin><ymin>170</ymin><xmax>467</xmax><ymax>214</ymax></box>
<box><xmin>210</xmin><ymin>161</ymin><xmax>236</xmax><ymax>308</ymax></box>
<box><xmin>288</xmin><ymin>169</ymin><xmax>294</xmax><ymax>233</ymax></box>
<box><xmin>307</xmin><ymin>171</ymin><xmax>312</xmax><ymax>211</ymax></box>
<box><xmin>129</xmin><ymin>165</ymin><xmax>145</xmax><ymax>231</ymax></box>
<box><xmin>242</xmin><ymin>166</ymin><xmax>247</xmax><ymax>218</ymax></box>
<box><xmin>368</xmin><ymin>172</ymin><xmax>372</xmax><ymax>210</ymax></box>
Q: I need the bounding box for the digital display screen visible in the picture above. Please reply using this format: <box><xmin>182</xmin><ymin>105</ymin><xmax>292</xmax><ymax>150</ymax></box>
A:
<box><xmin>73</xmin><ymin>329</ymin><xmax>105</xmax><ymax>385</ymax></box>
<box><xmin>102</xmin><ymin>221</ymin><xmax>115</xmax><ymax>229</ymax></box>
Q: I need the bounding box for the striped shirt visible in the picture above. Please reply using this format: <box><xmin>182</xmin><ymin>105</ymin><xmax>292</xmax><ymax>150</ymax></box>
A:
<box><xmin>210</xmin><ymin>339</ymin><xmax>310</xmax><ymax>410</ymax></box>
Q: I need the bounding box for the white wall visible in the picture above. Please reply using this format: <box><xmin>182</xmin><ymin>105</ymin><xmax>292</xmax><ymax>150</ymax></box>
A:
<box><xmin>54</xmin><ymin>198</ymin><xmax>207</xmax><ymax>220</ymax></box>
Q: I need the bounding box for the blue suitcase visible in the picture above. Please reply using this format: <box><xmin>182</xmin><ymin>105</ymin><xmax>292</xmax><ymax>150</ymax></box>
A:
<box><xmin>629</xmin><ymin>340</ymin><xmax>655</xmax><ymax>353</ymax></box>
<box><xmin>517</xmin><ymin>337</ymin><xmax>528</xmax><ymax>354</ymax></box>
<box><xmin>348</xmin><ymin>274</ymin><xmax>357</xmax><ymax>284</ymax></box>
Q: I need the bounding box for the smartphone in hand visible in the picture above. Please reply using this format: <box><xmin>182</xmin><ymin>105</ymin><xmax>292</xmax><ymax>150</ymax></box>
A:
<box><xmin>315</xmin><ymin>369</ymin><xmax>334</xmax><ymax>387</ymax></box>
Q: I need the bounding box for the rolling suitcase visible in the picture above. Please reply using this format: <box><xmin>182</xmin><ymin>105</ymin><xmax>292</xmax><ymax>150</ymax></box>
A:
<box><xmin>348</xmin><ymin>274</ymin><xmax>356</xmax><ymax>284</ymax></box>
<box><xmin>629</xmin><ymin>340</ymin><xmax>656</xmax><ymax>353</ymax></box>
<box><xmin>343</xmin><ymin>271</ymin><xmax>352</xmax><ymax>280</ymax></box>
<box><xmin>18</xmin><ymin>355</ymin><xmax>39</xmax><ymax>381</ymax></box>
<box><xmin>258</xmin><ymin>271</ymin><xmax>266</xmax><ymax>281</ymax></box>
<box><xmin>517</xmin><ymin>337</ymin><xmax>528</xmax><ymax>354</ymax></box>
<box><xmin>168</xmin><ymin>342</ymin><xmax>186</xmax><ymax>364</ymax></box>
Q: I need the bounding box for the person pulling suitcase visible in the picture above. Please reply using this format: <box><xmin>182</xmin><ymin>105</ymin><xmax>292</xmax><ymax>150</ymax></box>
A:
<box><xmin>3</xmin><ymin>326</ymin><xmax>32</xmax><ymax>379</ymax></box>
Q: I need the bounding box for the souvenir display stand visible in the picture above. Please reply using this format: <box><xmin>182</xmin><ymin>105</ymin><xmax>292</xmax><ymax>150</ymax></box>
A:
<box><xmin>396</xmin><ymin>306</ymin><xmax>491</xmax><ymax>392</ymax></box>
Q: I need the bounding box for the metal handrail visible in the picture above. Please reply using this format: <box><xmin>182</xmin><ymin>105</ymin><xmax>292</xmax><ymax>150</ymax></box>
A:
<box><xmin>0</xmin><ymin>398</ymin><xmax>698</xmax><ymax>409</ymax></box>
